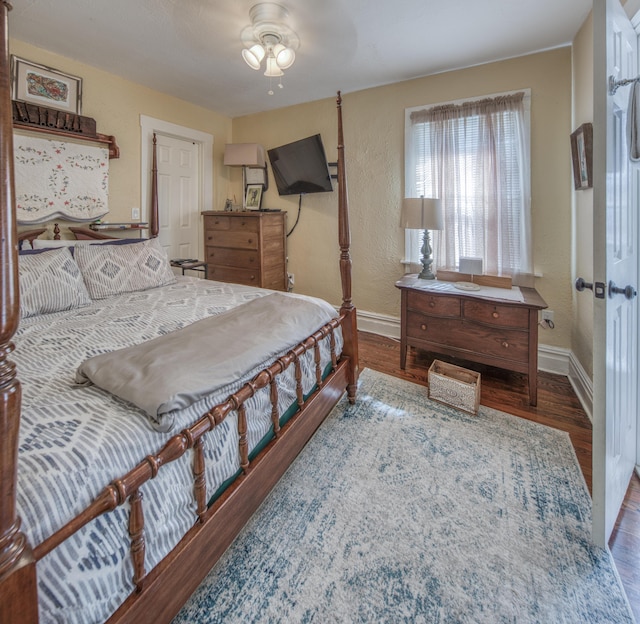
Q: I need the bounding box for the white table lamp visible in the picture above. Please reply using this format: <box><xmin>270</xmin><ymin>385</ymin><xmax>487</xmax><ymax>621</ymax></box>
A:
<box><xmin>401</xmin><ymin>197</ymin><xmax>443</xmax><ymax>279</ymax></box>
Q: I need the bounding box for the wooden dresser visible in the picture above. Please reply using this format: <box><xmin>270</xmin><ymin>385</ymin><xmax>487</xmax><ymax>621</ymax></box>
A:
<box><xmin>396</xmin><ymin>275</ymin><xmax>547</xmax><ymax>406</ymax></box>
<box><xmin>202</xmin><ymin>211</ymin><xmax>287</xmax><ymax>291</ymax></box>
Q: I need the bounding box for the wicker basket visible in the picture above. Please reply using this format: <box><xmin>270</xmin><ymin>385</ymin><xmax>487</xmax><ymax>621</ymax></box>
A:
<box><xmin>428</xmin><ymin>360</ymin><xmax>481</xmax><ymax>415</ymax></box>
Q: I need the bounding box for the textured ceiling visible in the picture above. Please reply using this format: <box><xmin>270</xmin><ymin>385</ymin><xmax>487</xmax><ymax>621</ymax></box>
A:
<box><xmin>7</xmin><ymin>0</ymin><xmax>592</xmax><ymax>118</ymax></box>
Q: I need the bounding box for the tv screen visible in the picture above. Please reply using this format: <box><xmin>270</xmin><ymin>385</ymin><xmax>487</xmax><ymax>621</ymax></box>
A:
<box><xmin>268</xmin><ymin>134</ymin><xmax>333</xmax><ymax>196</ymax></box>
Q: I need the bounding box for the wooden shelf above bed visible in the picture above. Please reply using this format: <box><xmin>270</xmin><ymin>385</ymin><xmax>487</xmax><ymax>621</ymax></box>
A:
<box><xmin>11</xmin><ymin>100</ymin><xmax>120</xmax><ymax>159</ymax></box>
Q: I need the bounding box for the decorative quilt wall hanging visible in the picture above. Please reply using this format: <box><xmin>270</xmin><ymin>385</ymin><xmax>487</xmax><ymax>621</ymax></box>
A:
<box><xmin>14</xmin><ymin>133</ymin><xmax>109</xmax><ymax>224</ymax></box>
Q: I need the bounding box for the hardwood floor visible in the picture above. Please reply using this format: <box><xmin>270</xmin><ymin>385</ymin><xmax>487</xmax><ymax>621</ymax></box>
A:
<box><xmin>358</xmin><ymin>330</ymin><xmax>640</xmax><ymax>622</ymax></box>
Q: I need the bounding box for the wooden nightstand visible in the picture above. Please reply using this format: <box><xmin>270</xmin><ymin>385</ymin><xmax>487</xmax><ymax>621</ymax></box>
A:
<box><xmin>396</xmin><ymin>275</ymin><xmax>547</xmax><ymax>406</ymax></box>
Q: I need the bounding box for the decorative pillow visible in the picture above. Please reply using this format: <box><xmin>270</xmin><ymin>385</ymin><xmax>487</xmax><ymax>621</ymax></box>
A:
<box><xmin>19</xmin><ymin>247</ymin><xmax>92</xmax><ymax>318</ymax></box>
<box><xmin>74</xmin><ymin>237</ymin><xmax>176</xmax><ymax>299</ymax></box>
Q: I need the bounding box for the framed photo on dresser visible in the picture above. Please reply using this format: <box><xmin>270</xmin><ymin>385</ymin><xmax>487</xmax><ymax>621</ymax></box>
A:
<box><xmin>245</xmin><ymin>184</ymin><xmax>263</xmax><ymax>209</ymax></box>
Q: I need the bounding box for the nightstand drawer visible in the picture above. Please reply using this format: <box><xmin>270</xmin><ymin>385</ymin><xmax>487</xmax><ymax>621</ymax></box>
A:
<box><xmin>206</xmin><ymin>246</ymin><xmax>258</xmax><ymax>269</ymax></box>
<box><xmin>207</xmin><ymin>265</ymin><xmax>260</xmax><ymax>286</ymax></box>
<box><xmin>463</xmin><ymin>300</ymin><xmax>529</xmax><ymax>328</ymax></box>
<box><xmin>406</xmin><ymin>291</ymin><xmax>461</xmax><ymax>318</ymax></box>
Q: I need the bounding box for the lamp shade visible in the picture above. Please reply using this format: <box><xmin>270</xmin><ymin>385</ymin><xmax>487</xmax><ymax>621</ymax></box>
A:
<box><xmin>223</xmin><ymin>143</ymin><xmax>266</xmax><ymax>167</ymax></box>
<box><xmin>401</xmin><ymin>197</ymin><xmax>443</xmax><ymax>230</ymax></box>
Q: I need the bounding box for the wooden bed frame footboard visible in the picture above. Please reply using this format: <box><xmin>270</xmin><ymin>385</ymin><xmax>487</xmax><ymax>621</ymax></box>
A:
<box><xmin>0</xmin><ymin>4</ymin><xmax>358</xmax><ymax>623</ymax></box>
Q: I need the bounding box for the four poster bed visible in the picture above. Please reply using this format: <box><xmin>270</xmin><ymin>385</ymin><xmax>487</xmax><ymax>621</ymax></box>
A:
<box><xmin>0</xmin><ymin>4</ymin><xmax>358</xmax><ymax>623</ymax></box>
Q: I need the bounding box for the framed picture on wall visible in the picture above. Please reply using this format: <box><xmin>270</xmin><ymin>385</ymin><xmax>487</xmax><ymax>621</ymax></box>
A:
<box><xmin>245</xmin><ymin>184</ymin><xmax>263</xmax><ymax>210</ymax></box>
<box><xmin>11</xmin><ymin>55</ymin><xmax>83</xmax><ymax>114</ymax></box>
<box><xmin>570</xmin><ymin>122</ymin><xmax>593</xmax><ymax>190</ymax></box>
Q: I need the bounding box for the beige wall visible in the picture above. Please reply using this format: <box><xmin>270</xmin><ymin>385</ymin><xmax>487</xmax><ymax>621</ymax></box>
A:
<box><xmin>234</xmin><ymin>48</ymin><xmax>574</xmax><ymax>350</ymax></box>
<box><xmin>10</xmin><ymin>39</ymin><xmax>233</xmax><ymax>239</ymax></box>
<box><xmin>572</xmin><ymin>14</ymin><xmax>595</xmax><ymax>378</ymax></box>
<box><xmin>10</xmin><ymin>39</ymin><xmax>575</xmax><ymax>352</ymax></box>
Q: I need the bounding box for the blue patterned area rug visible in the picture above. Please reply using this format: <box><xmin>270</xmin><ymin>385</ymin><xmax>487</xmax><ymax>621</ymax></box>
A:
<box><xmin>173</xmin><ymin>368</ymin><xmax>633</xmax><ymax>623</ymax></box>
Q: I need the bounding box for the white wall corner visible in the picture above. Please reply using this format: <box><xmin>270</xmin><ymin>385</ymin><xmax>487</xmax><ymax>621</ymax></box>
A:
<box><xmin>538</xmin><ymin>344</ymin><xmax>592</xmax><ymax>420</ymax></box>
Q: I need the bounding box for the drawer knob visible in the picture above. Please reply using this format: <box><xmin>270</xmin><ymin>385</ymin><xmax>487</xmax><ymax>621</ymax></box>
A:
<box><xmin>248</xmin><ymin>238</ymin><xmax>253</xmax><ymax>244</ymax></box>
<box><xmin>428</xmin><ymin>301</ymin><xmax>436</xmax><ymax>308</ymax></box>
<box><xmin>420</xmin><ymin>323</ymin><xmax>427</xmax><ymax>331</ymax></box>
<box><xmin>502</xmin><ymin>341</ymin><xmax>509</xmax><ymax>348</ymax></box>
<box><xmin>492</xmin><ymin>311</ymin><xmax>500</xmax><ymax>319</ymax></box>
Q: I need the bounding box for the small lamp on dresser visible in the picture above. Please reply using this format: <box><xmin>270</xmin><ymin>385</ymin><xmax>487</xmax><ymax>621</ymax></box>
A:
<box><xmin>223</xmin><ymin>143</ymin><xmax>267</xmax><ymax>209</ymax></box>
<box><xmin>401</xmin><ymin>196</ymin><xmax>443</xmax><ymax>279</ymax></box>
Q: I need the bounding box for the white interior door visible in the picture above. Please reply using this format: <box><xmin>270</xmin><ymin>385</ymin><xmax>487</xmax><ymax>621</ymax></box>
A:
<box><xmin>156</xmin><ymin>134</ymin><xmax>200</xmax><ymax>261</ymax></box>
<box><xmin>139</xmin><ymin>115</ymin><xmax>214</xmax><ymax>266</ymax></box>
<box><xmin>592</xmin><ymin>0</ymin><xmax>639</xmax><ymax>547</ymax></box>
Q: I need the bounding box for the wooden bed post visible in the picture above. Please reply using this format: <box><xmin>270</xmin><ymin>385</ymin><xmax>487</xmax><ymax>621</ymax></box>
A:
<box><xmin>336</xmin><ymin>92</ymin><xmax>359</xmax><ymax>402</ymax></box>
<box><xmin>0</xmin><ymin>3</ymin><xmax>39</xmax><ymax>622</ymax></box>
<box><xmin>150</xmin><ymin>133</ymin><xmax>159</xmax><ymax>238</ymax></box>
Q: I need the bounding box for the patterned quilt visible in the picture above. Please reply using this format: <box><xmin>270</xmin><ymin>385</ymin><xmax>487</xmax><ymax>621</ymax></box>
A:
<box><xmin>14</xmin><ymin>277</ymin><xmax>342</xmax><ymax>624</ymax></box>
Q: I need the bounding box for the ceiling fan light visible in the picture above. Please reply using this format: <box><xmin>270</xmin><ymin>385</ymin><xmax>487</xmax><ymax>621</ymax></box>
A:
<box><xmin>242</xmin><ymin>44</ymin><xmax>265</xmax><ymax>70</ymax></box>
<box><xmin>264</xmin><ymin>55</ymin><xmax>284</xmax><ymax>77</ymax></box>
<box><xmin>276</xmin><ymin>46</ymin><xmax>295</xmax><ymax>69</ymax></box>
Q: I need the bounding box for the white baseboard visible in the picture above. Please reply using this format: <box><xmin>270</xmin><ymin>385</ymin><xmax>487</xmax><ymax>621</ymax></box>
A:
<box><xmin>357</xmin><ymin>310</ymin><xmax>401</xmax><ymax>339</ymax></box>
<box><xmin>567</xmin><ymin>351</ymin><xmax>594</xmax><ymax>423</ymax></box>
<box><xmin>356</xmin><ymin>309</ymin><xmax>594</xmax><ymax>421</ymax></box>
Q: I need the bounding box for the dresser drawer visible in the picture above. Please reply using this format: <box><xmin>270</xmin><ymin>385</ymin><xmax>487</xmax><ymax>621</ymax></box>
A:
<box><xmin>406</xmin><ymin>313</ymin><xmax>460</xmax><ymax>345</ymax></box>
<box><xmin>406</xmin><ymin>291</ymin><xmax>461</xmax><ymax>318</ymax></box>
<box><xmin>463</xmin><ymin>300</ymin><xmax>529</xmax><ymax>328</ymax></box>
<box><xmin>457</xmin><ymin>322</ymin><xmax>529</xmax><ymax>362</ymax></box>
<box><xmin>406</xmin><ymin>312</ymin><xmax>529</xmax><ymax>363</ymax></box>
<box><xmin>206</xmin><ymin>246</ymin><xmax>258</xmax><ymax>269</ymax></box>
<box><xmin>205</xmin><ymin>230</ymin><xmax>259</xmax><ymax>250</ymax></box>
<box><xmin>204</xmin><ymin>215</ymin><xmax>259</xmax><ymax>232</ymax></box>
<box><xmin>207</xmin><ymin>265</ymin><xmax>260</xmax><ymax>286</ymax></box>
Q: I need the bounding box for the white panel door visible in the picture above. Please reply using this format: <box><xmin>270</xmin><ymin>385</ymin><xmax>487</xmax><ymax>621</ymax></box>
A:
<box><xmin>156</xmin><ymin>134</ymin><xmax>200</xmax><ymax>261</ymax></box>
<box><xmin>592</xmin><ymin>0</ymin><xmax>639</xmax><ymax>546</ymax></box>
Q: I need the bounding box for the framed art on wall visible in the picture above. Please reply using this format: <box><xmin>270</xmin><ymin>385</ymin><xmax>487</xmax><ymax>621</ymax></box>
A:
<box><xmin>11</xmin><ymin>55</ymin><xmax>83</xmax><ymax>114</ymax></box>
<box><xmin>570</xmin><ymin>122</ymin><xmax>593</xmax><ymax>190</ymax></box>
<box><xmin>245</xmin><ymin>184</ymin><xmax>263</xmax><ymax>209</ymax></box>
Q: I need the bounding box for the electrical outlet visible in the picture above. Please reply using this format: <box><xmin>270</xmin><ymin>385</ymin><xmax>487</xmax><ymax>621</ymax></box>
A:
<box><xmin>131</xmin><ymin>207</ymin><xmax>140</xmax><ymax>220</ymax></box>
<box><xmin>541</xmin><ymin>310</ymin><xmax>554</xmax><ymax>322</ymax></box>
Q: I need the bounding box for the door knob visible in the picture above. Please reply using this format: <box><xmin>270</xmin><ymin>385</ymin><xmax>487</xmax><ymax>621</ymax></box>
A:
<box><xmin>608</xmin><ymin>281</ymin><xmax>637</xmax><ymax>300</ymax></box>
<box><xmin>575</xmin><ymin>278</ymin><xmax>593</xmax><ymax>292</ymax></box>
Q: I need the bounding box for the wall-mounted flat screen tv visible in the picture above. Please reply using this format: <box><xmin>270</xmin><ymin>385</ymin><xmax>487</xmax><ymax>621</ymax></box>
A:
<box><xmin>267</xmin><ymin>134</ymin><xmax>333</xmax><ymax>196</ymax></box>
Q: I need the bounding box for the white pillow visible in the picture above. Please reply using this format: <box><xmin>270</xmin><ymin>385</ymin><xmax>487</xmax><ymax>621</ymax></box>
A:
<box><xmin>19</xmin><ymin>247</ymin><xmax>92</xmax><ymax>318</ymax></box>
<box><xmin>74</xmin><ymin>237</ymin><xmax>176</xmax><ymax>299</ymax></box>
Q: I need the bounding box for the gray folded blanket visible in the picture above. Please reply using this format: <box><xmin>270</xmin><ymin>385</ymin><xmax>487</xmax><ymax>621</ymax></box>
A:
<box><xmin>76</xmin><ymin>292</ymin><xmax>336</xmax><ymax>432</ymax></box>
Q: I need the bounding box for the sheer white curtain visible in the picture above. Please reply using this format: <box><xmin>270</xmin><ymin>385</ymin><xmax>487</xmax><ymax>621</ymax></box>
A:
<box><xmin>405</xmin><ymin>91</ymin><xmax>532</xmax><ymax>277</ymax></box>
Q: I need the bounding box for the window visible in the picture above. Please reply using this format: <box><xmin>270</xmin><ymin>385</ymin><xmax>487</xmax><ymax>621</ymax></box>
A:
<box><xmin>405</xmin><ymin>91</ymin><xmax>532</xmax><ymax>277</ymax></box>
